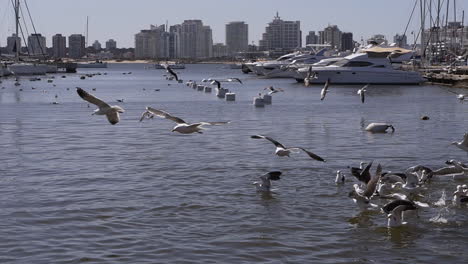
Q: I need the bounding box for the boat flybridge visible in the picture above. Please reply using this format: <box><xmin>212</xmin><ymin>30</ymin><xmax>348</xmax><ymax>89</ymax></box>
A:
<box><xmin>295</xmin><ymin>46</ymin><xmax>425</xmax><ymax>84</ymax></box>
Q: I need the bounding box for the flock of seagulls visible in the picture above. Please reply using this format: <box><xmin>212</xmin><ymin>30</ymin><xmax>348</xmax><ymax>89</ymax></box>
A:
<box><xmin>3</xmin><ymin>63</ymin><xmax>467</xmax><ymax>230</ymax></box>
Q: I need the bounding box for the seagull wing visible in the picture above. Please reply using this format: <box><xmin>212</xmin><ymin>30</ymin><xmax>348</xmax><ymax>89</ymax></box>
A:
<box><xmin>76</xmin><ymin>88</ymin><xmax>110</xmax><ymax>109</ymax></box>
<box><xmin>146</xmin><ymin>107</ymin><xmax>186</xmax><ymax>124</ymax></box>
<box><xmin>461</xmin><ymin>133</ymin><xmax>468</xmax><ymax>147</ymax></box>
<box><xmin>106</xmin><ymin>111</ymin><xmax>120</xmax><ymax>125</ymax></box>
<box><xmin>265</xmin><ymin>171</ymin><xmax>282</xmax><ymax>181</ymax></box>
<box><xmin>211</xmin><ymin>80</ymin><xmax>221</xmax><ymax>88</ymax></box>
<box><xmin>199</xmin><ymin>121</ymin><xmax>230</xmax><ymax>126</ymax></box>
<box><xmin>139</xmin><ymin>110</ymin><xmax>152</xmax><ymax>122</ymax></box>
<box><xmin>250</xmin><ymin>135</ymin><xmax>286</xmax><ymax>148</ymax></box>
<box><xmin>320</xmin><ymin>79</ymin><xmax>330</xmax><ymax>101</ymax></box>
<box><xmin>382</xmin><ymin>199</ymin><xmax>417</xmax><ymax>214</ymax></box>
<box><xmin>227</xmin><ymin>78</ymin><xmax>242</xmax><ymax>84</ymax></box>
<box><xmin>290</xmin><ymin>147</ymin><xmax>326</xmax><ymax>162</ymax></box>
<box><xmin>166</xmin><ymin>66</ymin><xmax>178</xmax><ymax>80</ymax></box>
<box><xmin>363</xmin><ymin>163</ymin><xmax>381</xmax><ymax>198</ymax></box>
<box><xmin>360</xmin><ymin>161</ymin><xmax>373</xmax><ymax>184</ymax></box>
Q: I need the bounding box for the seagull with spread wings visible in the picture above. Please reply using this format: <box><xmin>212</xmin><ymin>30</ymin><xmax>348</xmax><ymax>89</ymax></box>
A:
<box><xmin>253</xmin><ymin>171</ymin><xmax>282</xmax><ymax>192</ymax></box>
<box><xmin>451</xmin><ymin>133</ymin><xmax>468</xmax><ymax>152</ymax></box>
<box><xmin>165</xmin><ymin>65</ymin><xmax>179</xmax><ymax>81</ymax></box>
<box><xmin>76</xmin><ymin>87</ymin><xmax>124</xmax><ymax>125</ymax></box>
<box><xmin>357</xmin><ymin>84</ymin><xmax>369</xmax><ymax>103</ymax></box>
<box><xmin>250</xmin><ymin>135</ymin><xmax>325</xmax><ymax>162</ymax></box>
<box><xmin>264</xmin><ymin>86</ymin><xmax>284</xmax><ymax>95</ymax></box>
<box><xmin>140</xmin><ymin>107</ymin><xmax>230</xmax><ymax>134</ymax></box>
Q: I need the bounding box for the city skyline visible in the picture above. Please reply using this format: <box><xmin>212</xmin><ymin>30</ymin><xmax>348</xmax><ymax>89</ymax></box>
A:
<box><xmin>0</xmin><ymin>0</ymin><xmax>467</xmax><ymax>48</ymax></box>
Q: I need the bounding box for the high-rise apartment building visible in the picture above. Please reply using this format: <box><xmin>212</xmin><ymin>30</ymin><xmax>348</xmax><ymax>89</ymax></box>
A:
<box><xmin>92</xmin><ymin>40</ymin><xmax>102</xmax><ymax>50</ymax></box>
<box><xmin>226</xmin><ymin>21</ymin><xmax>248</xmax><ymax>55</ymax></box>
<box><xmin>69</xmin><ymin>34</ymin><xmax>86</xmax><ymax>58</ymax></box>
<box><xmin>393</xmin><ymin>34</ymin><xmax>408</xmax><ymax>47</ymax></box>
<box><xmin>179</xmin><ymin>20</ymin><xmax>213</xmax><ymax>59</ymax></box>
<box><xmin>319</xmin><ymin>25</ymin><xmax>342</xmax><ymax>50</ymax></box>
<box><xmin>134</xmin><ymin>25</ymin><xmax>169</xmax><ymax>59</ymax></box>
<box><xmin>305</xmin><ymin>31</ymin><xmax>318</xmax><ymax>46</ymax></box>
<box><xmin>259</xmin><ymin>13</ymin><xmax>301</xmax><ymax>51</ymax></box>
<box><xmin>6</xmin><ymin>33</ymin><xmax>21</xmax><ymax>54</ymax></box>
<box><xmin>341</xmin><ymin>32</ymin><xmax>354</xmax><ymax>51</ymax></box>
<box><xmin>106</xmin><ymin>39</ymin><xmax>117</xmax><ymax>50</ymax></box>
<box><xmin>52</xmin><ymin>34</ymin><xmax>66</xmax><ymax>58</ymax></box>
<box><xmin>27</xmin><ymin>34</ymin><xmax>46</xmax><ymax>55</ymax></box>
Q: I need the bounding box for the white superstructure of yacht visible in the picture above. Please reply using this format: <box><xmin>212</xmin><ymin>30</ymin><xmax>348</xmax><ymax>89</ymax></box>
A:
<box><xmin>295</xmin><ymin>47</ymin><xmax>425</xmax><ymax>84</ymax></box>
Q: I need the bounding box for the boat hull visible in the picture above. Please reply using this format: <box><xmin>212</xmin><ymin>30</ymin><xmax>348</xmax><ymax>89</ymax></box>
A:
<box><xmin>7</xmin><ymin>63</ymin><xmax>49</xmax><ymax>75</ymax></box>
<box><xmin>76</xmin><ymin>62</ymin><xmax>108</xmax><ymax>68</ymax></box>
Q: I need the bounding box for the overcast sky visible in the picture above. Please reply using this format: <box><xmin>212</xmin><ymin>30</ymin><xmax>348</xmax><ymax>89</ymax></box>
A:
<box><xmin>1</xmin><ymin>0</ymin><xmax>467</xmax><ymax>48</ymax></box>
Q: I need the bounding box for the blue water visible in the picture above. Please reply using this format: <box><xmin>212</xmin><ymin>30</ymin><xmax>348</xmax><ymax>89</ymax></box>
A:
<box><xmin>1</xmin><ymin>63</ymin><xmax>468</xmax><ymax>263</ymax></box>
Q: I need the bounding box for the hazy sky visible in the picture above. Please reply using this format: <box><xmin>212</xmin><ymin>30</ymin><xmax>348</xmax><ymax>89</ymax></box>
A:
<box><xmin>1</xmin><ymin>0</ymin><xmax>467</xmax><ymax>48</ymax></box>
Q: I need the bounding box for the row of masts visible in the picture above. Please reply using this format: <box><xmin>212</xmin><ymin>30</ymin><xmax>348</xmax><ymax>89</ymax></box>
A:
<box><xmin>419</xmin><ymin>0</ymin><xmax>466</xmax><ymax>65</ymax></box>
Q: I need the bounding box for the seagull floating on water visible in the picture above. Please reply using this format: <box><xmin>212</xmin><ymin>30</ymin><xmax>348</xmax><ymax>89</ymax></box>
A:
<box><xmin>76</xmin><ymin>87</ymin><xmax>124</xmax><ymax>125</ymax></box>
<box><xmin>139</xmin><ymin>107</ymin><xmax>230</xmax><ymax>134</ymax></box>
<box><xmin>335</xmin><ymin>170</ymin><xmax>345</xmax><ymax>185</ymax></box>
<box><xmin>382</xmin><ymin>199</ymin><xmax>418</xmax><ymax>227</ymax></box>
<box><xmin>365</xmin><ymin>123</ymin><xmax>395</xmax><ymax>133</ymax></box>
<box><xmin>250</xmin><ymin>135</ymin><xmax>325</xmax><ymax>162</ymax></box>
<box><xmin>253</xmin><ymin>171</ymin><xmax>282</xmax><ymax>192</ymax></box>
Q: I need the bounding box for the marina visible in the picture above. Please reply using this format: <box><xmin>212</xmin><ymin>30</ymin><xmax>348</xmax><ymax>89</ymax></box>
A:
<box><xmin>1</xmin><ymin>63</ymin><xmax>468</xmax><ymax>263</ymax></box>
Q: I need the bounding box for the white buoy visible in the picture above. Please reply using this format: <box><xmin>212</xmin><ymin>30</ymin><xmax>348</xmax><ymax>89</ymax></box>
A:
<box><xmin>225</xmin><ymin>92</ymin><xmax>236</xmax><ymax>101</ymax></box>
<box><xmin>197</xmin><ymin>85</ymin><xmax>205</xmax><ymax>91</ymax></box>
<box><xmin>204</xmin><ymin>86</ymin><xmax>212</xmax><ymax>93</ymax></box>
<box><xmin>217</xmin><ymin>88</ymin><xmax>227</xmax><ymax>98</ymax></box>
<box><xmin>253</xmin><ymin>96</ymin><xmax>265</xmax><ymax>107</ymax></box>
<box><xmin>262</xmin><ymin>94</ymin><xmax>272</xmax><ymax>104</ymax></box>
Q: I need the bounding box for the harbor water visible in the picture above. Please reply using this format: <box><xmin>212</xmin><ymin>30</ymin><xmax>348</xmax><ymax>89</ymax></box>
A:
<box><xmin>1</xmin><ymin>63</ymin><xmax>467</xmax><ymax>263</ymax></box>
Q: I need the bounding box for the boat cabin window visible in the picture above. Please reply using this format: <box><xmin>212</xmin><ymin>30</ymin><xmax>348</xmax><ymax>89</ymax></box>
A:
<box><xmin>334</xmin><ymin>60</ymin><xmax>373</xmax><ymax>67</ymax></box>
<box><xmin>373</xmin><ymin>65</ymin><xmax>386</xmax><ymax>68</ymax></box>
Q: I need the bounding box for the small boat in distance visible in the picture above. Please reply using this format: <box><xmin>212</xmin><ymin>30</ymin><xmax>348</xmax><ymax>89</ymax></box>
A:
<box><xmin>76</xmin><ymin>60</ymin><xmax>108</xmax><ymax>68</ymax></box>
<box><xmin>154</xmin><ymin>62</ymin><xmax>185</xmax><ymax>69</ymax></box>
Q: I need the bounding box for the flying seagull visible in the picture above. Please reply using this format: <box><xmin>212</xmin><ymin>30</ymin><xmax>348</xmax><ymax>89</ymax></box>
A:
<box><xmin>250</xmin><ymin>135</ymin><xmax>325</xmax><ymax>162</ymax></box>
<box><xmin>357</xmin><ymin>84</ymin><xmax>368</xmax><ymax>103</ymax></box>
<box><xmin>264</xmin><ymin>86</ymin><xmax>284</xmax><ymax>95</ymax></box>
<box><xmin>447</xmin><ymin>90</ymin><xmax>467</xmax><ymax>102</ymax></box>
<box><xmin>304</xmin><ymin>66</ymin><xmax>317</xmax><ymax>87</ymax></box>
<box><xmin>320</xmin><ymin>78</ymin><xmax>330</xmax><ymax>101</ymax></box>
<box><xmin>253</xmin><ymin>171</ymin><xmax>282</xmax><ymax>192</ymax></box>
<box><xmin>140</xmin><ymin>106</ymin><xmax>230</xmax><ymax>134</ymax></box>
<box><xmin>76</xmin><ymin>87</ymin><xmax>124</xmax><ymax>125</ymax></box>
<box><xmin>451</xmin><ymin>132</ymin><xmax>468</xmax><ymax>152</ymax></box>
<box><xmin>165</xmin><ymin>65</ymin><xmax>178</xmax><ymax>81</ymax></box>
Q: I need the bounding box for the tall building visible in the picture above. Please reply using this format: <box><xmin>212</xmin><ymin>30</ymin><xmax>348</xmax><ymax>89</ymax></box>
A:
<box><xmin>305</xmin><ymin>31</ymin><xmax>318</xmax><ymax>46</ymax></box>
<box><xmin>179</xmin><ymin>20</ymin><xmax>213</xmax><ymax>59</ymax></box>
<box><xmin>6</xmin><ymin>33</ymin><xmax>21</xmax><ymax>54</ymax></box>
<box><xmin>169</xmin><ymin>25</ymin><xmax>181</xmax><ymax>58</ymax></box>
<box><xmin>341</xmin><ymin>32</ymin><xmax>354</xmax><ymax>51</ymax></box>
<box><xmin>27</xmin><ymin>34</ymin><xmax>46</xmax><ymax>55</ymax></box>
<box><xmin>69</xmin><ymin>34</ymin><xmax>86</xmax><ymax>58</ymax></box>
<box><xmin>226</xmin><ymin>21</ymin><xmax>248</xmax><ymax>55</ymax></box>
<box><xmin>258</xmin><ymin>12</ymin><xmax>301</xmax><ymax>51</ymax></box>
<box><xmin>52</xmin><ymin>34</ymin><xmax>66</xmax><ymax>58</ymax></box>
<box><xmin>106</xmin><ymin>39</ymin><xmax>117</xmax><ymax>50</ymax></box>
<box><xmin>92</xmin><ymin>40</ymin><xmax>102</xmax><ymax>50</ymax></box>
<box><xmin>213</xmin><ymin>43</ymin><xmax>229</xmax><ymax>58</ymax></box>
<box><xmin>393</xmin><ymin>34</ymin><xmax>408</xmax><ymax>47</ymax></box>
<box><xmin>319</xmin><ymin>25</ymin><xmax>342</xmax><ymax>50</ymax></box>
<box><xmin>134</xmin><ymin>24</ymin><xmax>168</xmax><ymax>59</ymax></box>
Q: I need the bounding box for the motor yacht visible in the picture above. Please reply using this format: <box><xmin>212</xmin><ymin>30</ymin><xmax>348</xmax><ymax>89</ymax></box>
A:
<box><xmin>294</xmin><ymin>47</ymin><xmax>425</xmax><ymax>84</ymax></box>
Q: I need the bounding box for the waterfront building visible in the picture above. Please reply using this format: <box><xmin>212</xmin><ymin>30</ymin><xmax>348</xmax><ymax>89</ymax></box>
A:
<box><xmin>226</xmin><ymin>21</ymin><xmax>248</xmax><ymax>55</ymax></box>
<box><xmin>319</xmin><ymin>25</ymin><xmax>342</xmax><ymax>50</ymax></box>
<box><xmin>68</xmin><ymin>34</ymin><xmax>86</xmax><ymax>58</ymax></box>
<box><xmin>92</xmin><ymin>40</ymin><xmax>102</xmax><ymax>50</ymax></box>
<box><xmin>213</xmin><ymin>43</ymin><xmax>229</xmax><ymax>58</ymax></box>
<box><xmin>27</xmin><ymin>34</ymin><xmax>46</xmax><ymax>55</ymax></box>
<box><xmin>106</xmin><ymin>39</ymin><xmax>117</xmax><ymax>50</ymax></box>
<box><xmin>341</xmin><ymin>32</ymin><xmax>354</xmax><ymax>51</ymax></box>
<box><xmin>393</xmin><ymin>34</ymin><xmax>408</xmax><ymax>48</ymax></box>
<box><xmin>134</xmin><ymin>24</ymin><xmax>169</xmax><ymax>59</ymax></box>
<box><xmin>169</xmin><ymin>25</ymin><xmax>181</xmax><ymax>59</ymax></box>
<box><xmin>52</xmin><ymin>34</ymin><xmax>66</xmax><ymax>58</ymax></box>
<box><xmin>178</xmin><ymin>20</ymin><xmax>213</xmax><ymax>59</ymax></box>
<box><xmin>305</xmin><ymin>31</ymin><xmax>319</xmax><ymax>46</ymax></box>
<box><xmin>259</xmin><ymin>12</ymin><xmax>301</xmax><ymax>51</ymax></box>
<box><xmin>6</xmin><ymin>33</ymin><xmax>21</xmax><ymax>54</ymax></box>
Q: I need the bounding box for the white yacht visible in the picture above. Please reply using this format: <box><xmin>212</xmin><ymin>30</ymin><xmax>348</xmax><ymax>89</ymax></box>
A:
<box><xmin>295</xmin><ymin>47</ymin><xmax>425</xmax><ymax>84</ymax></box>
<box><xmin>244</xmin><ymin>52</ymin><xmax>301</xmax><ymax>75</ymax></box>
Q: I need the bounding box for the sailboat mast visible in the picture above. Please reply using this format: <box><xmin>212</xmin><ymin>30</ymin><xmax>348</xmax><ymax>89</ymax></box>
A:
<box><xmin>15</xmin><ymin>0</ymin><xmax>20</xmax><ymax>60</ymax></box>
<box><xmin>86</xmin><ymin>16</ymin><xmax>89</xmax><ymax>48</ymax></box>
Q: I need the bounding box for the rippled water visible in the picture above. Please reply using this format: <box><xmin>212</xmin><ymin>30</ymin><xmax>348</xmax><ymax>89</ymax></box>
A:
<box><xmin>1</xmin><ymin>63</ymin><xmax>468</xmax><ymax>263</ymax></box>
